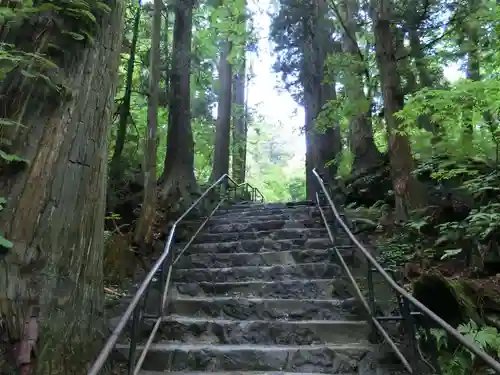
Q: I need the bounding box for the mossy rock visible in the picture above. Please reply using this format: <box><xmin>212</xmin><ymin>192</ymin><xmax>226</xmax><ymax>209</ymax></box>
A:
<box><xmin>413</xmin><ymin>270</ymin><xmax>482</xmax><ymax>328</ymax></box>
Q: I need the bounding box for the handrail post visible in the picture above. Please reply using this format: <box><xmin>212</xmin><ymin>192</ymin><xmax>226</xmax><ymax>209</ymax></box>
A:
<box><xmin>400</xmin><ymin>297</ymin><xmax>419</xmax><ymax>371</ymax></box>
<box><xmin>158</xmin><ymin>258</ymin><xmax>166</xmax><ymax>318</ymax></box>
<box><xmin>366</xmin><ymin>265</ymin><xmax>378</xmax><ymax>341</ymax></box>
<box><xmin>127</xmin><ymin>305</ymin><xmax>141</xmax><ymax>375</ymax></box>
<box><xmin>221</xmin><ymin>176</ymin><xmax>229</xmax><ymax>193</ymax></box>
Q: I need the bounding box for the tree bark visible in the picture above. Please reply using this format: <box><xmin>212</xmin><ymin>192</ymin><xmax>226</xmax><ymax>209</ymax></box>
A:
<box><xmin>303</xmin><ymin>0</ymin><xmax>342</xmax><ymax>199</ymax></box>
<box><xmin>159</xmin><ymin>3</ymin><xmax>171</xmax><ymax>109</ymax></box>
<box><xmin>109</xmin><ymin>3</ymin><xmax>141</xmax><ymax>181</ymax></box>
<box><xmin>135</xmin><ymin>0</ymin><xmax>161</xmax><ymax>246</ymax></box>
<box><xmin>304</xmin><ymin>95</ymin><xmax>318</xmax><ymax>200</ymax></box>
<box><xmin>408</xmin><ymin>28</ymin><xmax>433</xmax><ymax>88</ymax></box>
<box><xmin>407</xmin><ymin>26</ymin><xmax>438</xmax><ymax>138</ymax></box>
<box><xmin>231</xmin><ymin>60</ymin><xmax>247</xmax><ymax>183</ymax></box>
<box><xmin>462</xmin><ymin>0</ymin><xmax>481</xmax><ymax>144</ymax></box>
<box><xmin>231</xmin><ymin>0</ymin><xmax>248</xmax><ymax>184</ymax></box>
<box><xmin>340</xmin><ymin>0</ymin><xmax>382</xmax><ymax>174</ymax></box>
<box><xmin>159</xmin><ymin>0</ymin><xmax>199</xmax><ymax>205</ymax></box>
<box><xmin>210</xmin><ymin>39</ymin><xmax>233</xmax><ymax>182</ymax></box>
<box><xmin>371</xmin><ymin>0</ymin><xmax>424</xmax><ymax>220</ymax></box>
<box><xmin>0</xmin><ymin>0</ymin><xmax>124</xmax><ymax>373</ymax></box>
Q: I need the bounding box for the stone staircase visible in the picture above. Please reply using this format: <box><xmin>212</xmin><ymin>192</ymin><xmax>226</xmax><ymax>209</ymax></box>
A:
<box><xmin>117</xmin><ymin>201</ymin><xmax>407</xmax><ymax>375</ymax></box>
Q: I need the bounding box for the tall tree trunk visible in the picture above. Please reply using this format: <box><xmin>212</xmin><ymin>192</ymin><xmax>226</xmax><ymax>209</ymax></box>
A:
<box><xmin>340</xmin><ymin>0</ymin><xmax>382</xmax><ymax>174</ymax></box>
<box><xmin>408</xmin><ymin>28</ymin><xmax>433</xmax><ymax>87</ymax></box>
<box><xmin>159</xmin><ymin>0</ymin><xmax>199</xmax><ymax>204</ymax></box>
<box><xmin>210</xmin><ymin>39</ymin><xmax>233</xmax><ymax>182</ymax></box>
<box><xmin>314</xmin><ymin>83</ymin><xmax>342</xmax><ymax>185</ymax></box>
<box><xmin>0</xmin><ymin>1</ymin><xmax>124</xmax><ymax>373</ymax></box>
<box><xmin>304</xmin><ymin>95</ymin><xmax>317</xmax><ymax>200</ymax></box>
<box><xmin>161</xmin><ymin>4</ymin><xmax>171</xmax><ymax>108</ymax></box>
<box><xmin>109</xmin><ymin>3</ymin><xmax>141</xmax><ymax>181</ymax></box>
<box><xmin>371</xmin><ymin>0</ymin><xmax>424</xmax><ymax>220</ymax></box>
<box><xmin>231</xmin><ymin>60</ymin><xmax>247</xmax><ymax>183</ymax></box>
<box><xmin>231</xmin><ymin>0</ymin><xmax>247</xmax><ymax>184</ymax></box>
<box><xmin>302</xmin><ymin>0</ymin><xmax>342</xmax><ymax>200</ymax></box>
<box><xmin>306</xmin><ymin>0</ymin><xmax>342</xmax><ymax>198</ymax></box>
<box><xmin>408</xmin><ymin>26</ymin><xmax>438</xmax><ymax>138</ymax></box>
<box><xmin>462</xmin><ymin>0</ymin><xmax>481</xmax><ymax>144</ymax></box>
<box><xmin>135</xmin><ymin>0</ymin><xmax>161</xmax><ymax>246</ymax></box>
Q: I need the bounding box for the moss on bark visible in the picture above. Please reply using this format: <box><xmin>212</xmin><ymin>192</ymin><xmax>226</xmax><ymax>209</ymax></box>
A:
<box><xmin>0</xmin><ymin>1</ymin><xmax>125</xmax><ymax>373</ymax></box>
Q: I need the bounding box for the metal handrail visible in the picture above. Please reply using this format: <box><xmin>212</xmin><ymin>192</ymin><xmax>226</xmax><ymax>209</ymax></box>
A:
<box><xmin>88</xmin><ymin>174</ymin><xmax>264</xmax><ymax>375</ymax></box>
<box><xmin>312</xmin><ymin>168</ymin><xmax>500</xmax><ymax>374</ymax></box>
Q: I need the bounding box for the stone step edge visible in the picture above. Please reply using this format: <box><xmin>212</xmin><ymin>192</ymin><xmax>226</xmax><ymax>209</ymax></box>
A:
<box><xmin>177</xmin><ymin>248</ymin><xmax>354</xmax><ymax>259</ymax></box>
<box><xmin>155</xmin><ymin>315</ymin><xmax>369</xmax><ymax>326</ymax></box>
<box><xmin>192</xmin><ymin>231</ymin><xmax>330</xmax><ymax>240</ymax></box>
<box><xmin>116</xmin><ymin>343</ymin><xmax>373</xmax><ymax>352</ymax></box>
<box><xmin>197</xmin><ymin>228</ymin><xmax>329</xmax><ymax>235</ymax></box>
<box><xmin>124</xmin><ymin>296</ymin><xmax>359</xmax><ymax>305</ymax></box>
<box><xmin>139</xmin><ymin>372</ymin><xmax>356</xmax><ymax>375</ymax></box>
<box><xmin>173</xmin><ymin>278</ymin><xmax>353</xmax><ymax>286</ymax></box>
<box><xmin>187</xmin><ymin>239</ymin><xmax>348</xmax><ymax>247</ymax></box>
<box><xmin>173</xmin><ymin>261</ymin><xmax>344</xmax><ymax>273</ymax></box>
<box><xmin>183</xmin><ymin>216</ymin><xmax>327</xmax><ymax>224</ymax></box>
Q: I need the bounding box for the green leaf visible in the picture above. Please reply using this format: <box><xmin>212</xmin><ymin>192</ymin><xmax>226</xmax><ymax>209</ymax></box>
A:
<box><xmin>0</xmin><ymin>234</ymin><xmax>13</xmax><ymax>249</ymax></box>
<box><xmin>0</xmin><ymin>149</ymin><xmax>28</xmax><ymax>163</ymax></box>
<box><xmin>62</xmin><ymin>31</ymin><xmax>85</xmax><ymax>41</ymax></box>
<box><xmin>440</xmin><ymin>248</ymin><xmax>463</xmax><ymax>260</ymax></box>
<box><xmin>20</xmin><ymin>69</ymin><xmax>37</xmax><ymax>78</ymax></box>
<box><xmin>0</xmin><ymin>118</ymin><xmax>26</xmax><ymax>127</ymax></box>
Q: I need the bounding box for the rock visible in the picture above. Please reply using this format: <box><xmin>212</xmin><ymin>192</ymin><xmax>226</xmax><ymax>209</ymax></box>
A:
<box><xmin>413</xmin><ymin>271</ymin><xmax>481</xmax><ymax>328</ymax></box>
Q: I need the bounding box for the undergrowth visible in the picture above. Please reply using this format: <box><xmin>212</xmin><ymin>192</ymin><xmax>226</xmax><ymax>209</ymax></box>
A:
<box><xmin>425</xmin><ymin>321</ymin><xmax>500</xmax><ymax>374</ymax></box>
<box><xmin>348</xmin><ymin>156</ymin><xmax>500</xmax><ymax>374</ymax></box>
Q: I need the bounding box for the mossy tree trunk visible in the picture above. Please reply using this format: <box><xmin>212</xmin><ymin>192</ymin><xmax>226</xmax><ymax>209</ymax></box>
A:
<box><xmin>407</xmin><ymin>26</ymin><xmax>438</xmax><ymax>138</ymax></box>
<box><xmin>339</xmin><ymin>0</ymin><xmax>382</xmax><ymax>175</ymax></box>
<box><xmin>0</xmin><ymin>1</ymin><xmax>124</xmax><ymax>373</ymax></box>
<box><xmin>371</xmin><ymin>0</ymin><xmax>425</xmax><ymax>220</ymax></box>
<box><xmin>210</xmin><ymin>37</ymin><xmax>233</xmax><ymax>182</ymax></box>
<box><xmin>159</xmin><ymin>0</ymin><xmax>199</xmax><ymax>207</ymax></box>
<box><xmin>134</xmin><ymin>0</ymin><xmax>161</xmax><ymax>246</ymax></box>
<box><xmin>109</xmin><ymin>2</ymin><xmax>141</xmax><ymax>182</ymax></box>
<box><xmin>231</xmin><ymin>0</ymin><xmax>247</xmax><ymax>184</ymax></box>
<box><xmin>231</xmin><ymin>56</ymin><xmax>247</xmax><ymax>183</ymax></box>
<box><xmin>303</xmin><ymin>0</ymin><xmax>342</xmax><ymax>199</ymax></box>
<box><xmin>460</xmin><ymin>0</ymin><xmax>481</xmax><ymax>144</ymax></box>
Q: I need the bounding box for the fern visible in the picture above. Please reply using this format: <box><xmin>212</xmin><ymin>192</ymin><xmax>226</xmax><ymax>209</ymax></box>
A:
<box><xmin>429</xmin><ymin>322</ymin><xmax>500</xmax><ymax>374</ymax></box>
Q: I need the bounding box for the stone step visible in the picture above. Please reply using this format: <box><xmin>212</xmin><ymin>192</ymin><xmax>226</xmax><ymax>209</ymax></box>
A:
<box><xmin>225</xmin><ymin>202</ymin><xmax>315</xmax><ymax>210</ymax></box>
<box><xmin>172</xmin><ymin>262</ymin><xmax>345</xmax><ymax>283</ymax></box>
<box><xmin>167</xmin><ymin>296</ymin><xmax>365</xmax><ymax>321</ymax></box>
<box><xmin>116</xmin><ymin>343</ymin><xmax>373</xmax><ymax>372</ymax></box>
<box><xmin>139</xmin><ymin>371</ymin><xmax>356</xmax><ymax>375</ymax></box>
<box><xmin>187</xmin><ymin>213</ymin><xmax>325</xmax><ymax>226</ymax></box>
<box><xmin>193</xmin><ymin>228</ymin><xmax>328</xmax><ymax>244</ymax></box>
<box><xmin>205</xmin><ymin>219</ymin><xmax>326</xmax><ymax>233</ymax></box>
<box><xmin>175</xmin><ymin>248</ymin><xmax>356</xmax><ymax>269</ymax></box>
<box><xmin>213</xmin><ymin>207</ymin><xmax>322</xmax><ymax>217</ymax></box>
<box><xmin>140</xmin><ymin>316</ymin><xmax>369</xmax><ymax>346</ymax></box>
<box><xmin>185</xmin><ymin>238</ymin><xmax>350</xmax><ymax>255</ymax></box>
<box><xmin>171</xmin><ymin>279</ymin><xmax>354</xmax><ymax>300</ymax></box>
